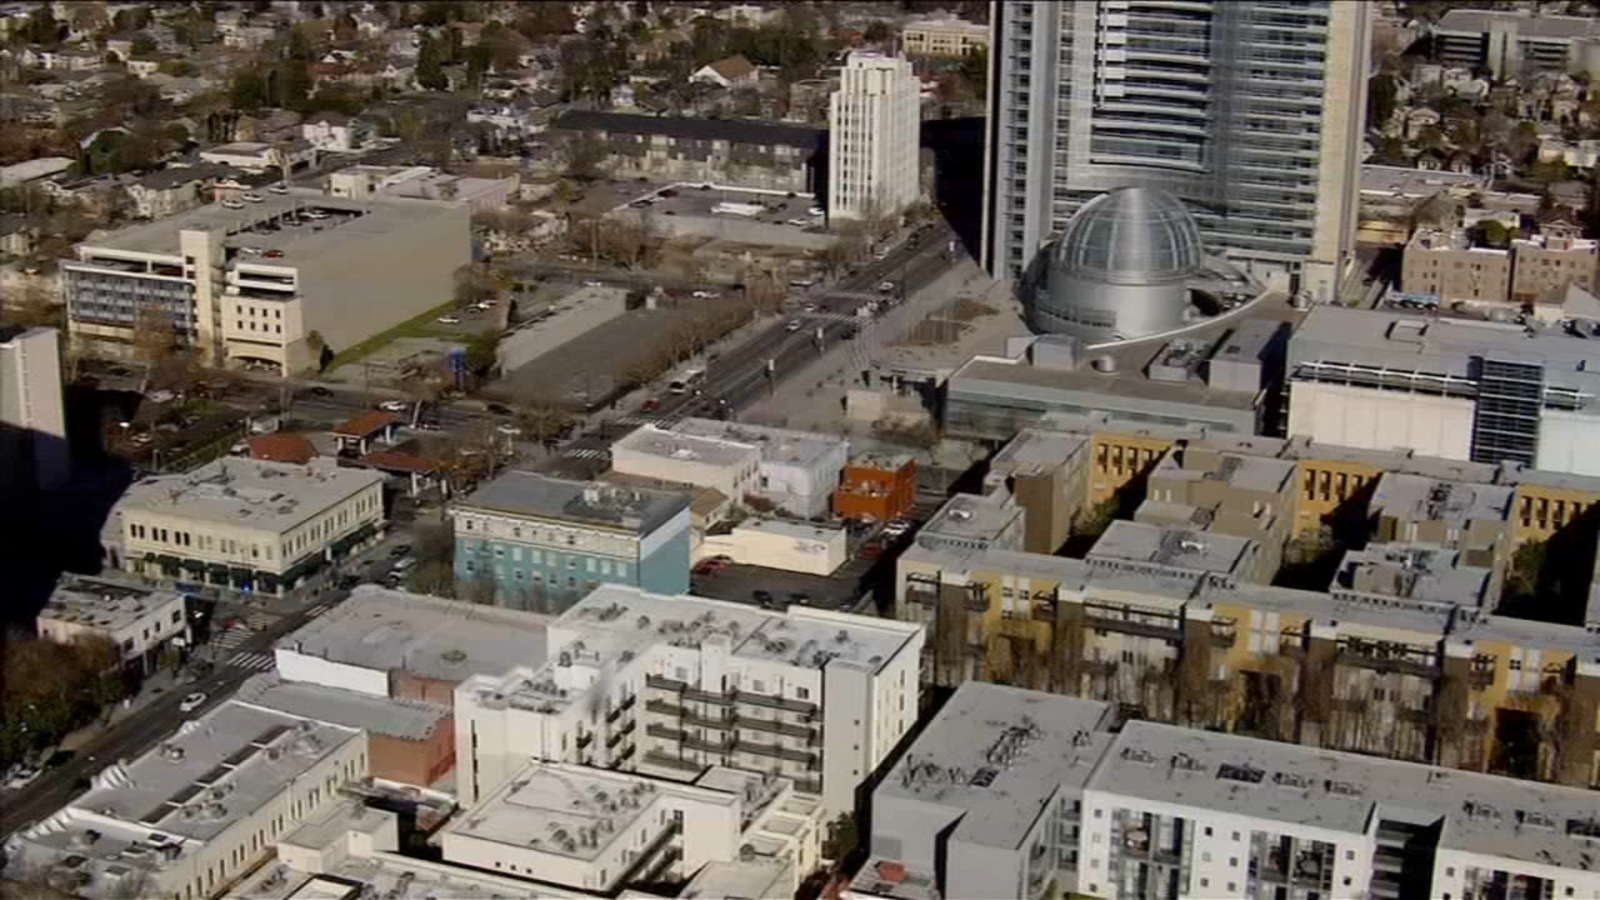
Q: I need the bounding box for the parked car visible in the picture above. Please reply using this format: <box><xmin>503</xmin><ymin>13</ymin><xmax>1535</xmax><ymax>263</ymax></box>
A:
<box><xmin>5</xmin><ymin>766</ymin><xmax>42</xmax><ymax>790</ymax></box>
<box><xmin>221</xmin><ymin>199</ymin><xmax>245</xmax><ymax>210</ymax></box>
<box><xmin>379</xmin><ymin>400</ymin><xmax>409</xmax><ymax>412</ymax></box>
<box><xmin>859</xmin><ymin>540</ymin><xmax>884</xmax><ymax>559</ymax></box>
<box><xmin>179</xmin><ymin>692</ymin><xmax>208</xmax><ymax>713</ymax></box>
<box><xmin>264</xmin><ymin>249</ymin><xmax>284</xmax><ymax>258</ymax></box>
<box><xmin>583</xmin><ymin>280</ymin><xmax>604</xmax><ymax>288</ymax></box>
<box><xmin>486</xmin><ymin>402</ymin><xmax>513</xmax><ymax>416</ymax></box>
<box><xmin>752</xmin><ymin>589</ymin><xmax>774</xmax><ymax>607</ymax></box>
<box><xmin>640</xmin><ymin>398</ymin><xmax>661</xmax><ymax>412</ymax></box>
<box><xmin>241</xmin><ymin>192</ymin><xmax>264</xmax><ymax>203</ymax></box>
<box><xmin>496</xmin><ymin>423</ymin><xmax>522</xmax><ymax>436</ymax></box>
<box><xmin>786</xmin><ymin>319</ymin><xmax>803</xmax><ymax>332</ymax></box>
<box><xmin>306</xmin><ymin>386</ymin><xmax>333</xmax><ymax>398</ymax></box>
<box><xmin>267</xmin><ymin>183</ymin><xmax>290</xmax><ymax>195</ymax></box>
<box><xmin>389</xmin><ymin>544</ymin><xmax>412</xmax><ymax>559</ymax></box>
<box><xmin>437</xmin><ymin>315</ymin><xmax>460</xmax><ymax>324</ymax></box>
<box><xmin>878</xmin><ymin>281</ymin><xmax>896</xmax><ymax>293</ymax></box>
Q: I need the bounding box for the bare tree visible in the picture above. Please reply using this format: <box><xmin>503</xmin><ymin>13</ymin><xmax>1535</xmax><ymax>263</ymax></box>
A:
<box><xmin>130</xmin><ymin>304</ymin><xmax>180</xmax><ymax>366</ymax></box>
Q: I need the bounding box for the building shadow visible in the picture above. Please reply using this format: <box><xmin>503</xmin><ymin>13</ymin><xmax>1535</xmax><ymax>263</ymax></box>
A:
<box><xmin>922</xmin><ymin>117</ymin><xmax>985</xmax><ymax>258</ymax></box>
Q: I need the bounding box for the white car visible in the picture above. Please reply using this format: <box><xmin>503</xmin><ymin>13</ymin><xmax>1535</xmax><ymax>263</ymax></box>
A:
<box><xmin>379</xmin><ymin>400</ymin><xmax>409</xmax><ymax>412</ymax></box>
<box><xmin>179</xmin><ymin>692</ymin><xmax>208</xmax><ymax>713</ymax></box>
<box><xmin>267</xmin><ymin>184</ymin><xmax>290</xmax><ymax>194</ymax></box>
<box><xmin>496</xmin><ymin>423</ymin><xmax>523</xmax><ymax>436</ymax></box>
<box><xmin>437</xmin><ymin>315</ymin><xmax>461</xmax><ymax>324</ymax></box>
<box><xmin>241</xmin><ymin>192</ymin><xmax>265</xmax><ymax>203</ymax></box>
<box><xmin>692</xmin><ymin>290</ymin><xmax>718</xmax><ymax>299</ymax></box>
<box><xmin>878</xmin><ymin>281</ymin><xmax>896</xmax><ymax>293</ymax></box>
<box><xmin>304</xmin><ymin>209</ymin><xmax>330</xmax><ymax>220</ymax></box>
<box><xmin>785</xmin><ymin>319</ymin><xmax>803</xmax><ymax>332</ymax></box>
<box><xmin>5</xmin><ymin>766</ymin><xmax>41</xmax><ymax>790</ymax></box>
<box><xmin>583</xmin><ymin>280</ymin><xmax>604</xmax><ymax>288</ymax></box>
<box><xmin>809</xmin><ymin>206</ymin><xmax>824</xmax><ymax>216</ymax></box>
<box><xmin>882</xmin><ymin>520</ymin><xmax>913</xmax><ymax>536</ymax></box>
<box><xmin>148</xmin><ymin>390</ymin><xmax>176</xmax><ymax>403</ymax></box>
<box><xmin>221</xmin><ymin>199</ymin><xmax>245</xmax><ymax>210</ymax></box>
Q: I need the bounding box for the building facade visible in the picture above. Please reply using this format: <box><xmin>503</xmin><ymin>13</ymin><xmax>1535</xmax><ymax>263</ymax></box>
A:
<box><xmin>455</xmin><ymin>584</ymin><xmax>924</xmax><ymax>817</ymax></box>
<box><xmin>666</xmin><ymin>418</ymin><xmax>850</xmax><ymax>519</ymax></box>
<box><xmin>450</xmin><ymin>472</ymin><xmax>693</xmax><ymax>610</ymax></box>
<box><xmin>551</xmin><ymin>111</ymin><xmax>827</xmax><ymax>195</ymax></box>
<box><xmin>834</xmin><ymin>454</ymin><xmax>917</xmax><ymax>522</ymax></box>
<box><xmin>105</xmin><ymin>458</ymin><xmax>386</xmax><ymax>595</ymax></box>
<box><xmin>1434</xmin><ymin>8</ymin><xmax>1600</xmax><ymax>79</ymax></box>
<box><xmin>62</xmin><ymin>191</ymin><xmax>469</xmax><ymax>374</ymax></box>
<box><xmin>0</xmin><ymin>324</ymin><xmax>68</xmax><ymax>491</ymax></box>
<box><xmin>828</xmin><ymin>52</ymin><xmax>921</xmax><ymax>223</ymax></box>
<box><xmin>983</xmin><ymin>1</ymin><xmax>1371</xmax><ymax>301</ymax></box>
<box><xmin>900</xmin><ymin>17</ymin><xmax>989</xmax><ymax>58</ymax></box>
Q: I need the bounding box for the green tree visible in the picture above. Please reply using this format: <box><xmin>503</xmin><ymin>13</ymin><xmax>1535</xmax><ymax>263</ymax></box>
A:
<box><xmin>1479</xmin><ymin>219</ymin><xmax>1511</xmax><ymax>247</ymax></box>
<box><xmin>821</xmin><ymin>812</ymin><xmax>860</xmax><ymax>862</ymax></box>
<box><xmin>230</xmin><ymin>68</ymin><xmax>270</xmax><ymax>110</ymax></box>
<box><xmin>112</xmin><ymin>6</ymin><xmax>153</xmax><ymax>32</ymax></box>
<box><xmin>1367</xmin><ymin>73</ymin><xmax>1398</xmax><ymax>130</ymax></box>
<box><xmin>130</xmin><ymin>35</ymin><xmax>157</xmax><ymax>57</ymax></box>
<box><xmin>19</xmin><ymin>5</ymin><xmax>62</xmax><ymax>45</ymax></box>
<box><xmin>416</xmin><ymin>33</ymin><xmax>449</xmax><ymax>90</ymax></box>
<box><xmin>513</xmin><ymin>4</ymin><xmax>576</xmax><ymax>40</ymax></box>
<box><xmin>864</xmin><ymin>20</ymin><xmax>891</xmax><ymax>42</ymax></box>
<box><xmin>333</xmin><ymin>11</ymin><xmax>358</xmax><ymax>42</ymax></box>
<box><xmin>276</xmin><ymin>59</ymin><xmax>313</xmax><ymax>111</ymax></box>
<box><xmin>159</xmin><ymin>58</ymin><xmax>196</xmax><ymax>76</ymax></box>
<box><xmin>462</xmin><ymin>329</ymin><xmax>500</xmax><ymax>377</ymax></box>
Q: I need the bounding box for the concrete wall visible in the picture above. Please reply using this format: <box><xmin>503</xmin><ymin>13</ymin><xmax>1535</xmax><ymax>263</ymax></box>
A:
<box><xmin>497</xmin><ymin>286</ymin><xmax>629</xmax><ymax>372</ymax></box>
<box><xmin>698</xmin><ymin>523</ymin><xmax>847</xmax><ymax>576</ymax></box>
<box><xmin>1286</xmin><ymin>381</ymin><xmax>1475</xmax><ymax>461</ymax></box>
<box><xmin>295</xmin><ymin>201</ymin><xmax>471</xmax><ymax>354</ymax></box>
<box><xmin>369</xmin><ymin>719</ymin><xmax>454</xmax><ymax>786</ymax></box>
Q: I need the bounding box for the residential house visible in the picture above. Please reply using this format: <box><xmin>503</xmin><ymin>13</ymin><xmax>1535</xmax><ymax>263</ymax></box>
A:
<box><xmin>225</xmin><ymin>23</ymin><xmax>279</xmax><ymax>49</ymax></box>
<box><xmin>692</xmin><ymin>55</ymin><xmax>758</xmax><ymax>89</ymax></box>
<box><xmin>125</xmin><ymin>164</ymin><xmax>245</xmax><ymax>220</ymax></box>
<box><xmin>0</xmin><ymin>214</ymin><xmax>39</xmax><ymax>259</ymax></box>
<box><xmin>301</xmin><ymin>112</ymin><xmax>369</xmax><ymax>153</ymax></box>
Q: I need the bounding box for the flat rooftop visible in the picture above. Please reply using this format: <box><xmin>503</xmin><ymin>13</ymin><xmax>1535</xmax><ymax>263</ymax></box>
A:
<box><xmin>1369</xmin><ymin>472</ymin><xmax>1513</xmax><ymax>526</ymax></box>
<box><xmin>918</xmin><ymin>492</ymin><xmax>1020</xmax><ymax>544</ymax></box>
<box><xmin>1436</xmin><ymin>8</ymin><xmax>1600</xmax><ymax>40</ymax></box>
<box><xmin>116</xmin><ymin>458</ymin><xmax>384</xmax><ymax>533</ymax></box>
<box><xmin>1360</xmin><ymin>164</ymin><xmax>1485</xmax><ymax>198</ymax></box>
<box><xmin>444</xmin><ymin>762</ymin><xmax>723</xmax><ymax>862</ymax></box>
<box><xmin>471</xmin><ymin>584</ymin><xmax>919</xmax><ymax>715</ymax></box>
<box><xmin>455</xmin><ymin>471</ymin><xmax>689</xmax><ymax>535</ymax></box>
<box><xmin>952</xmin><ymin>356</ymin><xmax>1260</xmax><ymax>414</ymax></box>
<box><xmin>1092</xmin><ymin>719</ymin><xmax>1600</xmax><ymax>871</ymax></box>
<box><xmin>39</xmin><ymin>574</ymin><xmax>185</xmax><ymax>632</ymax></box>
<box><xmin>235</xmin><ymin>673</ymin><xmax>449</xmax><ymax>742</ymax></box>
<box><xmin>879</xmin><ymin>682</ymin><xmax>1117</xmax><ymax>851</ymax></box>
<box><xmin>612</xmin><ymin>424</ymin><xmax>759</xmax><ymax>470</ymax></box>
<box><xmin>1088</xmin><ymin>520</ymin><xmax>1256</xmax><ymax>577</ymax></box>
<box><xmin>75</xmin><ymin>188</ymin><xmax>462</xmax><ymax>258</ymax></box>
<box><xmin>670</xmin><ymin>418</ymin><xmax>848</xmax><ymax>469</ymax></box>
<box><xmin>67</xmin><ymin>701</ymin><xmax>361</xmax><ymax>841</ymax></box>
<box><xmin>275</xmin><ymin>585</ymin><xmax>549</xmax><ymax>682</ymax></box>
<box><xmin>736</xmin><ymin>518</ymin><xmax>844</xmax><ymax>542</ymax></box>
<box><xmin>986</xmin><ymin>428</ymin><xmax>1090</xmax><ymax>481</ymax></box>
<box><xmin>1337</xmin><ymin>544</ymin><xmax>1494</xmax><ymax>610</ymax></box>
<box><xmin>1155</xmin><ymin>448</ymin><xmax>1297</xmax><ymax>494</ymax></box>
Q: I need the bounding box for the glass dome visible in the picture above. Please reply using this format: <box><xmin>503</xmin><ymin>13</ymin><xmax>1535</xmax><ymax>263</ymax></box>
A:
<box><xmin>1050</xmin><ymin>187</ymin><xmax>1204</xmax><ymax>285</ymax></box>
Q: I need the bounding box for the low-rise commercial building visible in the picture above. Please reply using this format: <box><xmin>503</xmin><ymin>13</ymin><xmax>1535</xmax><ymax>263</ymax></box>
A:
<box><xmin>36</xmin><ymin>574</ymin><xmax>190</xmax><ymax>676</ymax></box>
<box><xmin>551</xmin><ymin>110</ymin><xmax>827</xmax><ymax>195</ymax></box>
<box><xmin>450</xmin><ymin>472</ymin><xmax>693</xmax><ymax>610</ymax></box>
<box><xmin>698</xmin><ymin>519</ymin><xmax>848</xmax><ymax>576</ymax></box>
<box><xmin>835</xmin><ymin>453</ymin><xmax>916</xmax><ymax>522</ymax></box>
<box><xmin>326</xmin><ymin>164</ymin><xmax>514</xmax><ymax>213</ymax></box>
<box><xmin>104</xmin><ymin>458</ymin><xmax>386</xmax><ymax>596</ymax></box>
<box><xmin>2</xmin><ymin>701</ymin><xmax>366</xmax><ymax>900</ymax></box>
<box><xmin>455</xmin><ymin>583</ymin><xmax>924</xmax><ymax>816</ymax></box>
<box><xmin>610</xmin><ymin>425</ymin><xmax>763</xmax><ymax>508</ymax></box>
<box><xmin>62</xmin><ymin>189</ymin><xmax>470</xmax><ymax>374</ymax></box>
<box><xmin>1511</xmin><ymin>232</ymin><xmax>1600</xmax><ymax>303</ymax></box>
<box><xmin>854</xmin><ymin>680</ymin><xmax>1600</xmax><ymax>900</ymax></box>
<box><xmin>670</xmin><ymin>419</ymin><xmax>849</xmax><ymax>520</ymax></box>
<box><xmin>900</xmin><ymin>16</ymin><xmax>989</xmax><ymax>58</ymax></box>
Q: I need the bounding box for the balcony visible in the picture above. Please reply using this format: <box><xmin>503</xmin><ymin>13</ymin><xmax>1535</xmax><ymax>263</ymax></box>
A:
<box><xmin>646</xmin><ymin>698</ymin><xmax>683</xmax><ymax>717</ymax></box>
<box><xmin>607</xmin><ymin>743</ymin><xmax>635</xmax><ymax>769</ymax></box>
<box><xmin>606</xmin><ymin>720</ymin><xmax>635</xmax><ymax>748</ymax></box>
<box><xmin>1083</xmin><ymin>602</ymin><xmax>1183</xmax><ymax>642</ymax></box>
<box><xmin>737</xmin><ymin>691</ymin><xmax>818</xmax><ymax>715</ymax></box>
<box><xmin>647</xmin><ymin>674</ymin><xmax>689</xmax><ymax>692</ymax></box>
<box><xmin>576</xmin><ymin>731</ymin><xmax>593</xmax><ymax>749</ymax></box>
<box><xmin>736</xmin><ymin>714</ymin><xmax>818</xmax><ymax>740</ymax></box>
<box><xmin>606</xmin><ymin>694</ymin><xmax>637</xmax><ymax>723</ymax></box>
<box><xmin>685</xmin><ymin>732</ymin><xmax>734</xmax><ymax>753</ymax></box>
<box><xmin>1468</xmin><ymin>655</ymin><xmax>1497</xmax><ymax>690</ymax></box>
<box><xmin>1211</xmin><ymin>617</ymin><xmax>1238</xmax><ymax>648</ymax></box>
<box><xmin>1337</xmin><ymin>639</ymin><xmax>1438</xmax><ymax>679</ymax></box>
<box><xmin>647</xmin><ymin>723</ymin><xmax>686</xmax><ymax>743</ymax></box>
<box><xmin>683</xmin><ymin>687</ymin><xmax>734</xmax><ymax>706</ymax></box>
<box><xmin>738</xmin><ymin>737</ymin><xmax>820</xmax><ymax>766</ymax></box>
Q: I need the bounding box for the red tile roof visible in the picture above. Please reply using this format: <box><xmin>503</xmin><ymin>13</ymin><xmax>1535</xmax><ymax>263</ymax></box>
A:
<box><xmin>246</xmin><ymin>433</ymin><xmax>318</xmax><ymax>464</ymax></box>
<box><xmin>360</xmin><ymin>449</ymin><xmax>443</xmax><ymax>474</ymax></box>
<box><xmin>334</xmin><ymin>410</ymin><xmax>400</xmax><ymax>438</ymax></box>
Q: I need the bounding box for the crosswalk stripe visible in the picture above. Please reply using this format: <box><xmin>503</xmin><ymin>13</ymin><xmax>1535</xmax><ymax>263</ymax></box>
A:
<box><xmin>563</xmin><ymin>448</ymin><xmax>611</xmax><ymax>460</ymax></box>
<box><xmin>227</xmin><ymin>652</ymin><xmax>275</xmax><ymax>671</ymax></box>
<box><xmin>307</xmin><ymin>604</ymin><xmax>330</xmax><ymax>617</ymax></box>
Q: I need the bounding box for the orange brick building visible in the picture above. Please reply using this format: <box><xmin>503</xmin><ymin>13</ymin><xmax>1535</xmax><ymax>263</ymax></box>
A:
<box><xmin>835</xmin><ymin>453</ymin><xmax>917</xmax><ymax>522</ymax></box>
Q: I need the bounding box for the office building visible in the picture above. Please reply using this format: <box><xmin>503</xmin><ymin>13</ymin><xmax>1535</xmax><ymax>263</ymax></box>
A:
<box><xmin>834</xmin><ymin>453</ymin><xmax>917</xmax><ymax>522</ymax></box>
<box><xmin>900</xmin><ymin>16</ymin><xmax>989</xmax><ymax>58</ymax></box>
<box><xmin>1433</xmin><ymin>8</ymin><xmax>1600</xmax><ymax>80</ymax></box>
<box><xmin>852</xmin><ymin>681</ymin><xmax>1600</xmax><ymax>900</ymax></box>
<box><xmin>36</xmin><ymin>574</ymin><xmax>190</xmax><ymax>676</ymax></box>
<box><xmin>104</xmin><ymin>458</ymin><xmax>385</xmax><ymax>595</ymax></box>
<box><xmin>61</xmin><ymin>190</ymin><xmax>470</xmax><ymax>374</ymax></box>
<box><xmin>828</xmin><ymin>51</ymin><xmax>921</xmax><ymax>223</ymax></box>
<box><xmin>551</xmin><ymin>111</ymin><xmax>826</xmax><ymax>194</ymax></box>
<box><xmin>1286</xmin><ymin>305</ymin><xmax>1600</xmax><ymax>474</ymax></box>
<box><xmin>1400</xmin><ymin>229</ymin><xmax>1598</xmax><ymax>311</ymax></box>
<box><xmin>2</xmin><ymin>701</ymin><xmax>366</xmax><ymax>900</ymax></box>
<box><xmin>0</xmin><ymin>324</ymin><xmax>68</xmax><ymax>490</ymax></box>
<box><xmin>670</xmin><ymin>418</ymin><xmax>850</xmax><ymax>519</ymax></box>
<box><xmin>450</xmin><ymin>472</ymin><xmax>693</xmax><ymax>610</ymax></box>
<box><xmin>1511</xmin><ymin>232</ymin><xmax>1600</xmax><ymax>303</ymax></box>
<box><xmin>455</xmin><ymin>583</ymin><xmax>924</xmax><ymax>816</ymax></box>
<box><xmin>984</xmin><ymin>1</ymin><xmax>1371</xmax><ymax>302</ymax></box>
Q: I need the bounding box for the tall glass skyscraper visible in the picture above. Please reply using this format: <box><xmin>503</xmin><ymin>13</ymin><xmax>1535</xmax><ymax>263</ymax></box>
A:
<box><xmin>982</xmin><ymin>1</ymin><xmax>1371</xmax><ymax>302</ymax></box>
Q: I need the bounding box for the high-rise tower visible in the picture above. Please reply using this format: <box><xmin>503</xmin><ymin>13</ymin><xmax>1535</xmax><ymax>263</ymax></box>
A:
<box><xmin>829</xmin><ymin>51</ymin><xmax>923</xmax><ymax>222</ymax></box>
<box><xmin>982</xmin><ymin>1</ymin><xmax>1371</xmax><ymax>302</ymax></box>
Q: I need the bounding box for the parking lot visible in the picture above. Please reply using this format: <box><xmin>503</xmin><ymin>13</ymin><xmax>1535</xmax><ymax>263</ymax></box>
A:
<box><xmin>690</xmin><ymin>562</ymin><xmax>863</xmax><ymax>613</ymax></box>
<box><xmin>618</xmin><ymin>183</ymin><xmax>823</xmax><ymax>226</ymax></box>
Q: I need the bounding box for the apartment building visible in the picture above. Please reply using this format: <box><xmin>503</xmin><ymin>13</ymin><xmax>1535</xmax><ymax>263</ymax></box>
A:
<box><xmin>1136</xmin><ymin>446</ymin><xmax>1298</xmax><ymax>584</ymax></box>
<box><xmin>62</xmin><ymin>190</ymin><xmax>470</xmax><ymax>374</ymax></box>
<box><xmin>828</xmin><ymin>51</ymin><xmax>921</xmax><ymax>222</ymax></box>
<box><xmin>1367</xmin><ymin>472</ymin><xmax>1514</xmax><ymax>569</ymax></box>
<box><xmin>1400</xmin><ymin>229</ymin><xmax>1513</xmax><ymax>306</ymax></box>
<box><xmin>326</xmin><ymin>164</ymin><xmax>515</xmax><ymax>214</ymax></box>
<box><xmin>851</xmin><ymin>681</ymin><xmax>1600</xmax><ymax>900</ymax></box>
<box><xmin>900</xmin><ymin>16</ymin><xmax>989</xmax><ymax>58</ymax></box>
<box><xmin>984</xmin><ymin>1</ymin><xmax>1371</xmax><ymax>301</ymax></box>
<box><xmin>36</xmin><ymin>574</ymin><xmax>189</xmax><ymax>676</ymax></box>
<box><xmin>1434</xmin><ymin>8</ymin><xmax>1600</xmax><ymax>79</ymax></box>
<box><xmin>550</xmin><ymin>111</ymin><xmax>827</xmax><ymax>195</ymax></box>
<box><xmin>1512</xmin><ymin>232</ymin><xmax>1600</xmax><ymax>303</ymax></box>
<box><xmin>455</xmin><ymin>584</ymin><xmax>924</xmax><ymax>816</ymax></box>
<box><xmin>984</xmin><ymin>427</ymin><xmax>1092</xmax><ymax>555</ymax></box>
<box><xmin>2</xmin><ymin>702</ymin><xmax>366</xmax><ymax>900</ymax></box>
<box><xmin>1286</xmin><ymin>304</ymin><xmax>1600</xmax><ymax>474</ymax></box>
<box><xmin>104</xmin><ymin>458</ymin><xmax>385</xmax><ymax>596</ymax></box>
<box><xmin>449</xmin><ymin>472</ymin><xmax>693</xmax><ymax>610</ymax></box>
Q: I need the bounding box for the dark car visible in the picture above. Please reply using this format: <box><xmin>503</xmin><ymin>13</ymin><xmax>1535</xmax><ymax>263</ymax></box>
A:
<box><xmin>752</xmin><ymin>589</ymin><xmax>775</xmax><ymax>607</ymax></box>
<box><xmin>388</xmin><ymin>544</ymin><xmax>412</xmax><ymax>559</ymax></box>
<box><xmin>307</xmin><ymin>386</ymin><xmax>333</xmax><ymax>398</ymax></box>
<box><xmin>486</xmin><ymin>402</ymin><xmax>513</xmax><ymax>416</ymax></box>
<box><xmin>787</xmin><ymin>591</ymin><xmax>811</xmax><ymax>605</ymax></box>
<box><xmin>336</xmin><ymin>574</ymin><xmax>362</xmax><ymax>590</ymax></box>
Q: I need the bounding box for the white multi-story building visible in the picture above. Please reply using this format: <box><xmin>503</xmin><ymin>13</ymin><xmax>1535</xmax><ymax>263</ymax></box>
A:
<box><xmin>610</xmin><ymin>425</ymin><xmax>763</xmax><ymax>507</ymax></box>
<box><xmin>36</xmin><ymin>574</ymin><xmax>190</xmax><ymax>675</ymax></box>
<box><xmin>456</xmin><ymin>584</ymin><xmax>924</xmax><ymax>816</ymax></box>
<box><xmin>62</xmin><ymin>189</ymin><xmax>470</xmax><ymax>374</ymax></box>
<box><xmin>856</xmin><ymin>681</ymin><xmax>1600</xmax><ymax>900</ymax></box>
<box><xmin>670</xmin><ymin>418</ymin><xmax>850</xmax><ymax>519</ymax></box>
<box><xmin>105</xmin><ymin>457</ymin><xmax>386</xmax><ymax>595</ymax></box>
<box><xmin>983</xmin><ymin>1</ymin><xmax>1371</xmax><ymax>301</ymax></box>
<box><xmin>0</xmin><ymin>324</ymin><xmax>68</xmax><ymax>490</ymax></box>
<box><xmin>828</xmin><ymin>51</ymin><xmax>921</xmax><ymax>223</ymax></box>
<box><xmin>2</xmin><ymin>702</ymin><xmax>366</xmax><ymax>900</ymax></box>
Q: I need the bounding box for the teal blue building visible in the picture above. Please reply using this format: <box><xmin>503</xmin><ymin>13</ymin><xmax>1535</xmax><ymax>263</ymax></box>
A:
<box><xmin>449</xmin><ymin>472</ymin><xmax>692</xmax><ymax>612</ymax></box>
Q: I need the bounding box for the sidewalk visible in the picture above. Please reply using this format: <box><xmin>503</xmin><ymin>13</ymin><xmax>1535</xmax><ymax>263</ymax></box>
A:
<box><xmin>59</xmin><ymin>666</ymin><xmax>184</xmax><ymax>754</ymax></box>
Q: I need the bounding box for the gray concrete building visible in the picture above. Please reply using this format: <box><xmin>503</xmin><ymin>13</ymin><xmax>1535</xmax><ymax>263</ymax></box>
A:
<box><xmin>62</xmin><ymin>189</ymin><xmax>470</xmax><ymax>374</ymax></box>
<box><xmin>1433</xmin><ymin>8</ymin><xmax>1600</xmax><ymax>80</ymax></box>
<box><xmin>983</xmin><ymin>1</ymin><xmax>1370</xmax><ymax>302</ymax></box>
<box><xmin>551</xmin><ymin>111</ymin><xmax>826</xmax><ymax>195</ymax></box>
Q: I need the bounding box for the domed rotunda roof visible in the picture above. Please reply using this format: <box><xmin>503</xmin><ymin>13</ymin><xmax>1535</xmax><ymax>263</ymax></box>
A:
<box><xmin>1049</xmin><ymin>187</ymin><xmax>1204</xmax><ymax>285</ymax></box>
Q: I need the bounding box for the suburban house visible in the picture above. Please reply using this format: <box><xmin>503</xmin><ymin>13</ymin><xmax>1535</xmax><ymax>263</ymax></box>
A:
<box><xmin>301</xmin><ymin>112</ymin><xmax>370</xmax><ymax>153</ymax></box>
<box><xmin>691</xmin><ymin>54</ymin><xmax>759</xmax><ymax>89</ymax></box>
